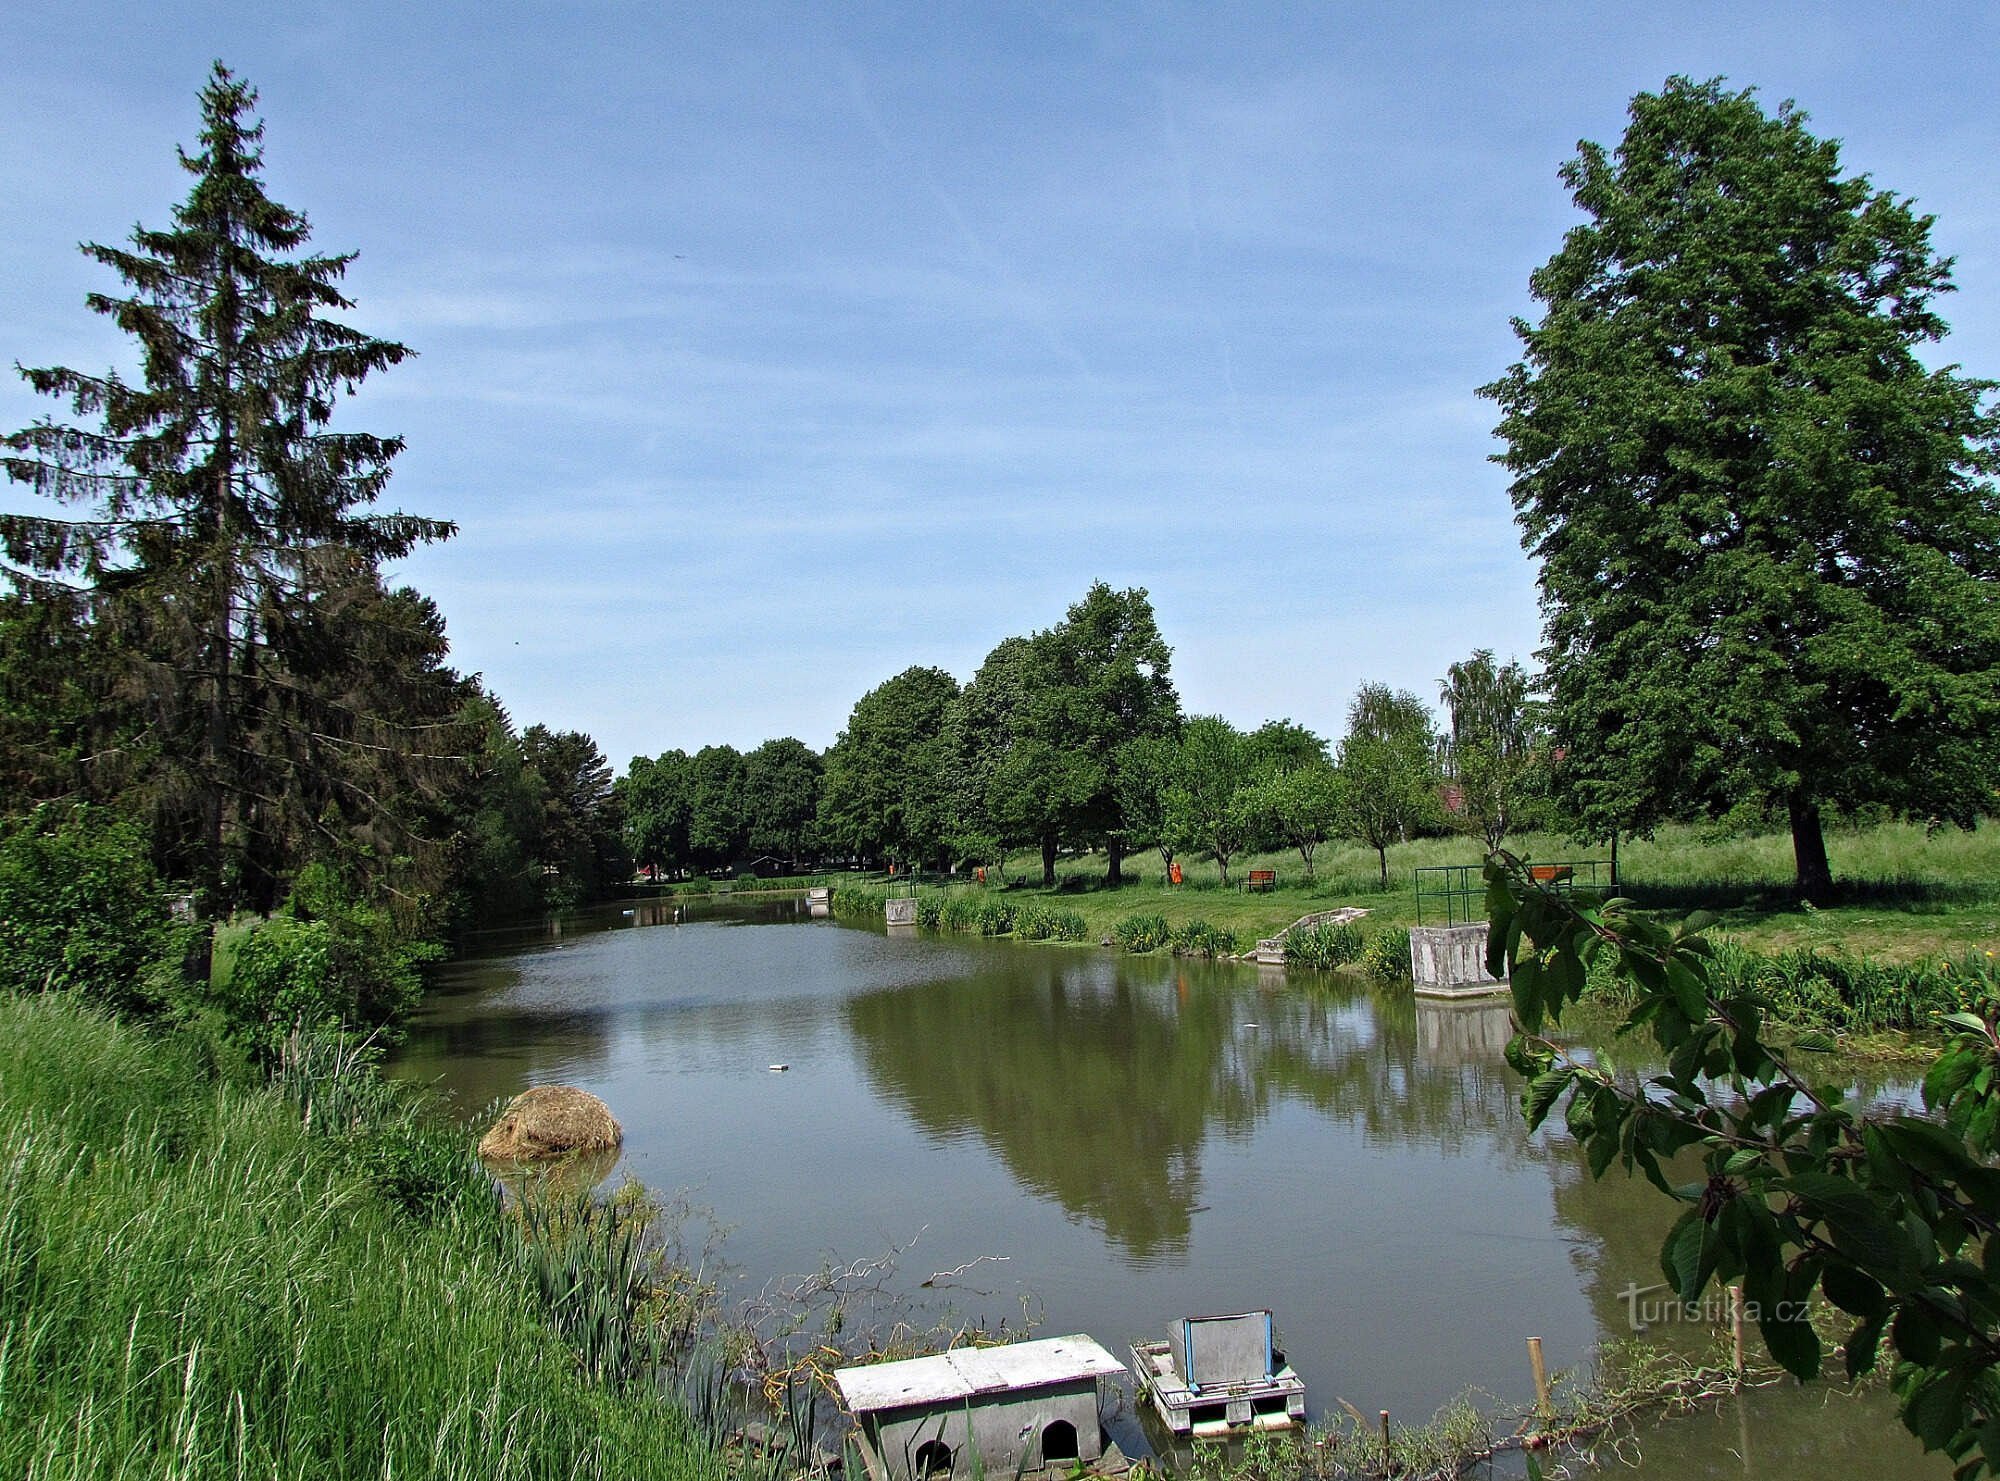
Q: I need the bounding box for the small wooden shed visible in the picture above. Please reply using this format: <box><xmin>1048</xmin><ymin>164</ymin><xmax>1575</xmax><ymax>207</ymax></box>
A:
<box><xmin>835</xmin><ymin>1335</ymin><xmax>1128</xmax><ymax>1481</ymax></box>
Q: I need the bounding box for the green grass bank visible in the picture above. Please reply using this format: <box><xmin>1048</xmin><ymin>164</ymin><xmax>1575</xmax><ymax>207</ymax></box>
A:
<box><xmin>841</xmin><ymin>818</ymin><xmax>2000</xmax><ymax>962</ymax></box>
<box><xmin>0</xmin><ymin>994</ymin><xmax>718</xmax><ymax>1481</ymax></box>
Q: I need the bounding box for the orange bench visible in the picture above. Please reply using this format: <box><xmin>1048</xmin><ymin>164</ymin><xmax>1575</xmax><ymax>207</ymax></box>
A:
<box><xmin>1529</xmin><ymin>865</ymin><xmax>1575</xmax><ymax>887</ymax></box>
<box><xmin>1247</xmin><ymin>869</ymin><xmax>1278</xmax><ymax>892</ymax></box>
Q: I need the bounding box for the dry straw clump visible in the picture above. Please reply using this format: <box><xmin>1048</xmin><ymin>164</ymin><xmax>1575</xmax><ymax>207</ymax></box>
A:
<box><xmin>478</xmin><ymin>1085</ymin><xmax>623</xmax><ymax>1162</ymax></box>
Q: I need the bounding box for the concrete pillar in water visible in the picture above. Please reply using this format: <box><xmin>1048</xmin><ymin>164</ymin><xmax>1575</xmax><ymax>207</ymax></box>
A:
<box><xmin>1409</xmin><ymin>922</ymin><xmax>1509</xmax><ymax>999</ymax></box>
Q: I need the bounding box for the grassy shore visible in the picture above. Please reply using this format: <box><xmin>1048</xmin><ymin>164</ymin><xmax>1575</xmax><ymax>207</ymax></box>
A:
<box><xmin>864</xmin><ymin>819</ymin><xmax>2000</xmax><ymax>964</ymax></box>
<box><xmin>0</xmin><ymin>994</ymin><xmax>718</xmax><ymax>1481</ymax></box>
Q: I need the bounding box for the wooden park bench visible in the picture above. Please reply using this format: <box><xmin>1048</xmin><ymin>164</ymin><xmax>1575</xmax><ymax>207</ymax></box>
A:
<box><xmin>1528</xmin><ymin>864</ymin><xmax>1575</xmax><ymax>887</ymax></box>
<box><xmin>1247</xmin><ymin>869</ymin><xmax>1278</xmax><ymax>893</ymax></box>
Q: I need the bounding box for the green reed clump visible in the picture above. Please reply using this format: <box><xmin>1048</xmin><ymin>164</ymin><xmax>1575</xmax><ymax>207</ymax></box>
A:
<box><xmin>1360</xmin><ymin>927</ymin><xmax>1412</xmax><ymax>984</ymax></box>
<box><xmin>1581</xmin><ymin>933</ymin><xmax>1980</xmax><ymax>1037</ymax></box>
<box><xmin>1007</xmin><ymin>902</ymin><xmax>1087</xmax><ymax>942</ymax></box>
<box><xmin>915</xmin><ymin>894</ymin><xmax>945</xmax><ymax>930</ymax></box>
<box><xmin>1171</xmin><ymin>919</ymin><xmax>1240</xmax><ymax>958</ymax></box>
<box><xmin>0</xmin><ymin>994</ymin><xmax>717</xmax><ymax>1481</ymax></box>
<box><xmin>975</xmin><ymin>898</ymin><xmax>1017</xmax><ymax>936</ymax></box>
<box><xmin>1285</xmin><ymin>920</ymin><xmax>1365</xmax><ymax>970</ymax></box>
<box><xmin>1015</xmin><ymin>901</ymin><xmax>1057</xmax><ymax>940</ymax></box>
<box><xmin>1049</xmin><ymin>908</ymin><xmax>1089</xmax><ymax>942</ymax></box>
<box><xmin>1114</xmin><ymin>913</ymin><xmax>1171</xmax><ymax>953</ymax></box>
<box><xmin>939</xmin><ymin>895</ymin><xmax>981</xmax><ymax>932</ymax></box>
<box><xmin>1697</xmin><ymin>938</ymin><xmax>1971</xmax><ymax>1034</ymax></box>
<box><xmin>830</xmin><ymin>883</ymin><xmax>891</xmax><ymax>920</ymax></box>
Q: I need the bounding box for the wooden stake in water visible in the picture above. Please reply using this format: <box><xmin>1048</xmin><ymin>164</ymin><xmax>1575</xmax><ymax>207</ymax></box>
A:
<box><xmin>1379</xmin><ymin>1410</ymin><xmax>1391</xmax><ymax>1456</ymax></box>
<box><xmin>1527</xmin><ymin>1336</ymin><xmax>1551</xmax><ymax>1416</ymax></box>
<box><xmin>1730</xmin><ymin>1284</ymin><xmax>1746</xmax><ymax>1376</ymax></box>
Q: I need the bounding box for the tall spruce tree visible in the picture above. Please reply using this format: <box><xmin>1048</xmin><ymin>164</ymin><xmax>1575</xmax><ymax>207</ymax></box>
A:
<box><xmin>1</xmin><ymin>64</ymin><xmax>453</xmax><ymax>921</ymax></box>
<box><xmin>1483</xmin><ymin>78</ymin><xmax>2000</xmax><ymax>899</ymax></box>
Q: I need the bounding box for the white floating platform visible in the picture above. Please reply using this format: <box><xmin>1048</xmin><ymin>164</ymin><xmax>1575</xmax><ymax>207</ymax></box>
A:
<box><xmin>1130</xmin><ymin>1311</ymin><xmax>1306</xmax><ymax>1438</ymax></box>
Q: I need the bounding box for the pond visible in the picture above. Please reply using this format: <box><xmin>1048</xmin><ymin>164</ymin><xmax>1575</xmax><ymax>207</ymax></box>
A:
<box><xmin>391</xmin><ymin>894</ymin><xmax>1938</xmax><ymax>1478</ymax></box>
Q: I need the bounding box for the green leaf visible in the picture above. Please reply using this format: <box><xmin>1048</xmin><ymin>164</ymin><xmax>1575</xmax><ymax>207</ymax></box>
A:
<box><xmin>1661</xmin><ymin>1210</ymin><xmax>1707</xmax><ymax>1304</ymax></box>
<box><xmin>1522</xmin><ymin>1068</ymin><xmax>1573</xmax><ymax>1132</ymax></box>
<box><xmin>1821</xmin><ymin>1263</ymin><xmax>1887</xmax><ymax>1320</ymax></box>
<box><xmin>1665</xmin><ymin>958</ymin><xmax>1708</xmax><ymax>1021</ymax></box>
<box><xmin>1790</xmin><ymin>1030</ymin><xmax>1838</xmax><ymax>1053</ymax></box>
<box><xmin>1905</xmin><ymin>1372</ymin><xmax>1969</xmax><ymax>1452</ymax></box>
<box><xmin>1781</xmin><ymin>1172</ymin><xmax>1916</xmax><ymax>1283</ymax></box>
<box><xmin>1876</xmin><ymin>1117</ymin><xmax>1979</xmax><ymax>1182</ymax></box>
<box><xmin>1894</xmin><ymin>1303</ymin><xmax>1943</xmax><ymax>1367</ymax></box>
<box><xmin>1845</xmin><ymin>1309</ymin><xmax>1888</xmax><ymax>1381</ymax></box>
<box><xmin>1510</xmin><ymin>955</ymin><xmax>1545</xmax><ymax>1034</ymax></box>
<box><xmin>1758</xmin><ymin>1302</ymin><xmax>1821</xmax><ymax>1381</ymax></box>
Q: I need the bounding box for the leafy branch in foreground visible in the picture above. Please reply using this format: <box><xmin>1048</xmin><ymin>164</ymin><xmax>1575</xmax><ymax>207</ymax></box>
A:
<box><xmin>1484</xmin><ymin>851</ymin><xmax>2000</xmax><ymax>1477</ymax></box>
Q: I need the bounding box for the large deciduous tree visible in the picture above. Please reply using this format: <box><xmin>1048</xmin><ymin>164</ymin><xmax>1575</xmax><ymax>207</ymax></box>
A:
<box><xmin>1</xmin><ymin>64</ymin><xmax>453</xmax><ymax>922</ymax></box>
<box><xmin>621</xmin><ymin>749</ymin><xmax>694</xmax><ymax>880</ymax></box>
<box><xmin>1163</xmin><ymin>715</ymin><xmax>1256</xmax><ymax>886</ymax></box>
<box><xmin>741</xmin><ymin>737</ymin><xmax>822</xmax><ymax>866</ymax></box>
<box><xmin>1482</xmin><ymin>77</ymin><xmax>2000</xmax><ymax>901</ymax></box>
<box><xmin>1336</xmin><ymin>683</ymin><xmax>1439</xmax><ymax>888</ymax></box>
<box><xmin>818</xmin><ymin>666</ymin><xmax>959</xmax><ymax>871</ymax></box>
<box><xmin>1016</xmin><ymin>582</ymin><xmax>1180</xmax><ymax>884</ymax></box>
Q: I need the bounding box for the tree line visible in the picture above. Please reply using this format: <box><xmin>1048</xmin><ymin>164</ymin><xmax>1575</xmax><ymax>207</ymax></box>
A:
<box><xmin>618</xmin><ymin>581</ymin><xmax>1550</xmax><ymax>889</ymax></box>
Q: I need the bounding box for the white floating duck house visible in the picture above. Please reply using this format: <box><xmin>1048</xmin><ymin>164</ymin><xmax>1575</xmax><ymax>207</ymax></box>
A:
<box><xmin>1130</xmin><ymin>1311</ymin><xmax>1306</xmax><ymax>1438</ymax></box>
<box><xmin>834</xmin><ymin>1335</ymin><xmax>1129</xmax><ymax>1481</ymax></box>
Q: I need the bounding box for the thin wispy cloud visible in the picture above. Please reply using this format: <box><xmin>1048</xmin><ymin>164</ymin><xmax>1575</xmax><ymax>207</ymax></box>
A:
<box><xmin>4</xmin><ymin>2</ymin><xmax>1998</xmax><ymax>762</ymax></box>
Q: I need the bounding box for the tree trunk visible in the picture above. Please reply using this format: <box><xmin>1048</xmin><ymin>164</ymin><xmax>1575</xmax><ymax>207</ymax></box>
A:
<box><xmin>1609</xmin><ymin>830</ymin><xmax>1620</xmax><ymax>891</ymax></box>
<box><xmin>1041</xmin><ymin>834</ymin><xmax>1057</xmax><ymax>886</ymax></box>
<box><xmin>1377</xmin><ymin>844</ymin><xmax>1389</xmax><ymax>890</ymax></box>
<box><xmin>1106</xmin><ymin>838</ymin><xmax>1124</xmax><ymax>885</ymax></box>
<box><xmin>1217</xmin><ymin>854</ymin><xmax>1231</xmax><ymax>887</ymax></box>
<box><xmin>1788</xmin><ymin>792</ymin><xmax>1834</xmax><ymax>903</ymax></box>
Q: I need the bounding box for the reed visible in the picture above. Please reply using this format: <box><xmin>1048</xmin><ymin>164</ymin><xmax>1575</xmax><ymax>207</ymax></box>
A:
<box><xmin>0</xmin><ymin>994</ymin><xmax>718</xmax><ymax>1481</ymax></box>
<box><xmin>1284</xmin><ymin>920</ymin><xmax>1365</xmax><ymax>970</ymax></box>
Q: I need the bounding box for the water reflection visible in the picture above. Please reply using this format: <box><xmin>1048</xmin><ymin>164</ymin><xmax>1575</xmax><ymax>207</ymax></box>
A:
<box><xmin>389</xmin><ymin>899</ymin><xmax>1932</xmax><ymax>1475</ymax></box>
<box><xmin>846</xmin><ymin>958</ymin><xmax>1262</xmax><ymax>1258</ymax></box>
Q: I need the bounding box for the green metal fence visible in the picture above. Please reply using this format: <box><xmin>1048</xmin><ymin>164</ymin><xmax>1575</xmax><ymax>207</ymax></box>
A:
<box><xmin>1413</xmin><ymin>859</ymin><xmax>1611</xmax><ymax>926</ymax></box>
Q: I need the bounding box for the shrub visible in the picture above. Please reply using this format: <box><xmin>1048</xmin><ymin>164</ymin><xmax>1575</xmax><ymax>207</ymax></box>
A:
<box><xmin>1114</xmin><ymin>914</ymin><xmax>1171</xmax><ymax>953</ymax></box>
<box><xmin>0</xmin><ymin>804</ymin><xmax>194</xmax><ymax>1015</ymax></box>
<box><xmin>210</xmin><ymin>865</ymin><xmax>439</xmax><ymax>1063</ymax></box>
<box><xmin>1361</xmin><ymin>928</ymin><xmax>1412</xmax><ymax>984</ymax></box>
<box><xmin>1171</xmin><ymin>919</ymin><xmax>1239</xmax><ymax>958</ymax></box>
<box><xmin>1050</xmin><ymin>909</ymin><xmax>1090</xmax><ymax>943</ymax></box>
<box><xmin>939</xmin><ymin>896</ymin><xmax>980</xmax><ymax>933</ymax></box>
<box><xmin>1285</xmin><ymin>920</ymin><xmax>1364</xmax><ymax>970</ymax></box>
<box><xmin>915</xmin><ymin>895</ymin><xmax>945</xmax><ymax>930</ymax></box>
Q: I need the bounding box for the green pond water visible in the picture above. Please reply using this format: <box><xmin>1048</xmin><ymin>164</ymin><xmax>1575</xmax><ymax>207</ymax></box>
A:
<box><xmin>390</xmin><ymin>894</ymin><xmax>1940</xmax><ymax>1479</ymax></box>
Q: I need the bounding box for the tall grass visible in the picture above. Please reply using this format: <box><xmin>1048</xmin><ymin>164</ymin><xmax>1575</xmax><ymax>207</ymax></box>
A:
<box><xmin>0</xmin><ymin>994</ymin><xmax>717</xmax><ymax>1481</ymax></box>
<box><xmin>1283</xmin><ymin>920</ymin><xmax>1364</xmax><ymax>970</ymax></box>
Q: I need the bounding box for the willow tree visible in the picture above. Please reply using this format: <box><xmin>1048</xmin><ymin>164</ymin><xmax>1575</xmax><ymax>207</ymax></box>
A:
<box><xmin>1</xmin><ymin>64</ymin><xmax>453</xmax><ymax>920</ymax></box>
<box><xmin>1483</xmin><ymin>78</ymin><xmax>2000</xmax><ymax>900</ymax></box>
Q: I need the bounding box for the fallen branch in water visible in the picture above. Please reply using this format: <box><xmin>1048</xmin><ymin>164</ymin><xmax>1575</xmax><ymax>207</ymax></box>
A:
<box><xmin>921</xmin><ymin>1254</ymin><xmax>1009</xmax><ymax>1288</ymax></box>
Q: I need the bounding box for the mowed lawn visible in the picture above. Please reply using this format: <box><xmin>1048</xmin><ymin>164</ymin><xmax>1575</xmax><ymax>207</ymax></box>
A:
<box><xmin>914</xmin><ymin>820</ymin><xmax>2000</xmax><ymax>963</ymax></box>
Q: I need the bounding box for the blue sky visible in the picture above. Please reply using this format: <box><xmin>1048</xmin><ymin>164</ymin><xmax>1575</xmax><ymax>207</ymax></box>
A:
<box><xmin>5</xmin><ymin>3</ymin><xmax>1997</xmax><ymax>770</ymax></box>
